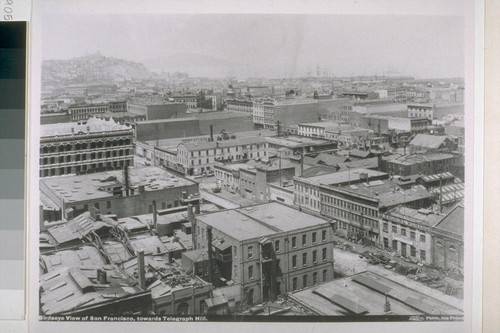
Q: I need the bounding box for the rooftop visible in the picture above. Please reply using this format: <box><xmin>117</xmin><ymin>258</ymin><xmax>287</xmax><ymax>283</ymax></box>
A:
<box><xmin>289</xmin><ymin>271</ymin><xmax>462</xmax><ymax>316</ymax></box>
<box><xmin>40</xmin><ymin>166</ymin><xmax>195</xmax><ymax>203</ymax></box>
<box><xmin>41</xmin><ymin>246</ymin><xmax>106</xmax><ymax>273</ymax></box>
<box><xmin>433</xmin><ymin>205</ymin><xmax>464</xmax><ymax>237</ymax></box>
<box><xmin>41</xmin><ymin>117</ymin><xmax>132</xmax><ymax>138</ymax></box>
<box><xmin>40</xmin><ymin>266</ymin><xmax>142</xmax><ymax>315</ymax></box>
<box><xmin>180</xmin><ymin>136</ymin><xmax>267</xmax><ymax>151</ymax></box>
<box><xmin>410</xmin><ymin>134</ymin><xmax>450</xmax><ymax>149</ymax></box>
<box><xmin>266</xmin><ymin>136</ymin><xmax>333</xmax><ymax>149</ymax></box>
<box><xmin>387</xmin><ymin>153</ymin><xmax>456</xmax><ymax>166</ymax></box>
<box><xmin>336</xmin><ymin>181</ymin><xmax>433</xmax><ymax>208</ymax></box>
<box><xmin>197</xmin><ymin>202</ymin><xmax>329</xmax><ymax>241</ymax></box>
<box><xmin>384</xmin><ymin>206</ymin><xmax>445</xmax><ymax>228</ymax></box>
<box><xmin>305</xmin><ymin>168</ymin><xmax>387</xmax><ymax>186</ymax></box>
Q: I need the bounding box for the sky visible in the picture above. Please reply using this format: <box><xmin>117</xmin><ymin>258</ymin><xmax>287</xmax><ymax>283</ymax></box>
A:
<box><xmin>41</xmin><ymin>14</ymin><xmax>464</xmax><ymax>79</ymax></box>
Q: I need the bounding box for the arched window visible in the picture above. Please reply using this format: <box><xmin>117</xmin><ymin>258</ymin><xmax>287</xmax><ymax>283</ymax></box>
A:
<box><xmin>436</xmin><ymin>241</ymin><xmax>443</xmax><ymax>247</ymax></box>
<box><xmin>176</xmin><ymin>302</ymin><xmax>189</xmax><ymax>315</ymax></box>
<box><xmin>449</xmin><ymin>245</ymin><xmax>457</xmax><ymax>252</ymax></box>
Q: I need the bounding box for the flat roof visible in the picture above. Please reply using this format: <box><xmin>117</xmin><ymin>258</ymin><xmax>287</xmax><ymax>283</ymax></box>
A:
<box><xmin>136</xmin><ymin>117</ymin><xmax>198</xmax><ymax>124</ymax></box>
<box><xmin>197</xmin><ymin>210</ymin><xmax>276</xmax><ymax>240</ymax></box>
<box><xmin>236</xmin><ymin>202</ymin><xmax>329</xmax><ymax>232</ymax></box>
<box><xmin>289</xmin><ymin>271</ymin><xmax>462</xmax><ymax>316</ymax></box>
<box><xmin>41</xmin><ymin>117</ymin><xmax>132</xmax><ymax>137</ymax></box>
<box><xmin>266</xmin><ymin>136</ymin><xmax>333</xmax><ymax>148</ymax></box>
<box><xmin>40</xmin><ymin>166</ymin><xmax>195</xmax><ymax>203</ymax></box>
<box><xmin>197</xmin><ymin>202</ymin><xmax>329</xmax><ymax>241</ymax></box>
<box><xmin>387</xmin><ymin>153</ymin><xmax>456</xmax><ymax>165</ymax></box>
<box><xmin>41</xmin><ymin>246</ymin><xmax>106</xmax><ymax>272</ymax></box>
<box><xmin>306</xmin><ymin>168</ymin><xmax>387</xmax><ymax>186</ymax></box>
<box><xmin>40</xmin><ymin>266</ymin><xmax>141</xmax><ymax>315</ymax></box>
<box><xmin>336</xmin><ymin>182</ymin><xmax>433</xmax><ymax>208</ymax></box>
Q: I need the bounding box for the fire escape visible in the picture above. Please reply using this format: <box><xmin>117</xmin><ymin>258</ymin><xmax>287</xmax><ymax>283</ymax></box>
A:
<box><xmin>258</xmin><ymin>238</ymin><xmax>281</xmax><ymax>302</ymax></box>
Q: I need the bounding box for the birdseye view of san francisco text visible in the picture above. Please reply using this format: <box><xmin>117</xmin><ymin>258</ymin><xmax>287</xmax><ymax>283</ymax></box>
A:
<box><xmin>37</xmin><ymin>13</ymin><xmax>466</xmax><ymax>322</ymax></box>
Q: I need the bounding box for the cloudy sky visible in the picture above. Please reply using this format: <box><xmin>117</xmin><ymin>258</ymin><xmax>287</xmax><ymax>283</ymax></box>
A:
<box><xmin>41</xmin><ymin>13</ymin><xmax>464</xmax><ymax>79</ymax></box>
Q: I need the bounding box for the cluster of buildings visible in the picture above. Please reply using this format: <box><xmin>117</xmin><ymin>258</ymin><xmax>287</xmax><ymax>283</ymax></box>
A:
<box><xmin>39</xmin><ymin>57</ymin><xmax>465</xmax><ymax>319</ymax></box>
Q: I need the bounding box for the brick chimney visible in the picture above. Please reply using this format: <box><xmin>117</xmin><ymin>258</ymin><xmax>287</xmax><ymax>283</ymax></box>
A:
<box><xmin>137</xmin><ymin>249</ymin><xmax>146</xmax><ymax>290</ymax></box>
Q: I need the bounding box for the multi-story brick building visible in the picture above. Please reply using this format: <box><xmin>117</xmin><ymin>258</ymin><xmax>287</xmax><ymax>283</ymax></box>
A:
<box><xmin>39</xmin><ymin>166</ymin><xmax>199</xmax><ymax>220</ymax></box>
<box><xmin>381</xmin><ymin>206</ymin><xmax>443</xmax><ymax>264</ymax></box>
<box><xmin>253</xmin><ymin>97</ymin><xmax>319</xmax><ymax>131</ymax></box>
<box><xmin>382</xmin><ymin>153</ymin><xmax>462</xmax><ymax>177</ymax></box>
<box><xmin>39</xmin><ymin>117</ymin><xmax>134</xmax><ymax>178</ymax></box>
<box><xmin>193</xmin><ymin>202</ymin><xmax>335</xmax><ymax>305</ymax></box>
<box><xmin>155</xmin><ymin>136</ymin><xmax>268</xmax><ymax>176</ymax></box>
<box><xmin>431</xmin><ymin>205</ymin><xmax>464</xmax><ymax>271</ymax></box>
<box><xmin>319</xmin><ymin>179</ymin><xmax>434</xmax><ymax>245</ymax></box>
<box><xmin>293</xmin><ymin>169</ymin><xmax>389</xmax><ymax>214</ymax></box>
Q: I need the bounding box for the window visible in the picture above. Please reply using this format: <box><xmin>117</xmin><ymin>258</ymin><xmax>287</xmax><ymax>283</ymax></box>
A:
<box><xmin>233</xmin><ymin>246</ymin><xmax>238</xmax><ymax>258</ymax></box>
<box><xmin>248</xmin><ymin>266</ymin><xmax>254</xmax><ymax>280</ymax></box>
<box><xmin>292</xmin><ymin>277</ymin><xmax>298</xmax><ymax>291</ymax></box>
<box><xmin>420</xmin><ymin>250</ymin><xmax>426</xmax><ymax>261</ymax></box>
<box><xmin>248</xmin><ymin>246</ymin><xmax>253</xmax><ymax>259</ymax></box>
<box><xmin>323</xmin><ymin>269</ymin><xmax>327</xmax><ymax>282</ymax></box>
<box><xmin>199</xmin><ymin>300</ymin><xmax>207</xmax><ymax>314</ymax></box>
<box><xmin>106</xmin><ymin>201</ymin><xmax>111</xmax><ymax>209</ymax></box>
<box><xmin>411</xmin><ymin>246</ymin><xmax>416</xmax><ymax>257</ymax></box>
<box><xmin>420</xmin><ymin>234</ymin><xmax>426</xmax><ymax>242</ymax></box>
<box><xmin>322</xmin><ymin>230</ymin><xmax>327</xmax><ymax>242</ymax></box>
<box><xmin>292</xmin><ymin>237</ymin><xmax>297</xmax><ymax>248</ymax></box>
<box><xmin>292</xmin><ymin>255</ymin><xmax>297</xmax><ymax>268</ymax></box>
<box><xmin>313</xmin><ymin>250</ymin><xmax>317</xmax><ymax>263</ymax></box>
<box><xmin>275</xmin><ymin>240</ymin><xmax>280</xmax><ymax>252</ymax></box>
<box><xmin>94</xmin><ymin>202</ymin><xmax>100</xmax><ymax>209</ymax></box>
<box><xmin>383</xmin><ymin>223</ymin><xmax>388</xmax><ymax>232</ymax></box>
<box><xmin>302</xmin><ymin>234</ymin><xmax>307</xmax><ymax>246</ymax></box>
<box><xmin>384</xmin><ymin>237</ymin><xmax>389</xmax><ymax>249</ymax></box>
<box><xmin>392</xmin><ymin>240</ymin><xmax>397</xmax><ymax>250</ymax></box>
<box><xmin>401</xmin><ymin>228</ymin><xmax>407</xmax><ymax>237</ymax></box>
<box><xmin>410</xmin><ymin>231</ymin><xmax>416</xmax><ymax>240</ymax></box>
<box><xmin>303</xmin><ymin>274</ymin><xmax>308</xmax><ymax>288</ymax></box>
<box><xmin>322</xmin><ymin>248</ymin><xmax>327</xmax><ymax>261</ymax></box>
<box><xmin>313</xmin><ymin>272</ymin><xmax>318</xmax><ymax>285</ymax></box>
<box><xmin>302</xmin><ymin>253</ymin><xmax>307</xmax><ymax>266</ymax></box>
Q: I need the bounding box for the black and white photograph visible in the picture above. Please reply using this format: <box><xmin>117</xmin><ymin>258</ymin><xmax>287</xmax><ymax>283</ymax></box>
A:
<box><xmin>29</xmin><ymin>0</ymin><xmax>475</xmax><ymax>330</ymax></box>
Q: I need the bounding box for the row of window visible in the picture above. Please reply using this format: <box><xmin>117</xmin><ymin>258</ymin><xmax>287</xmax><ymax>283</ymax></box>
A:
<box><xmin>292</xmin><ymin>269</ymin><xmax>328</xmax><ymax>291</ymax></box>
<box><xmin>322</xmin><ymin>205</ymin><xmax>379</xmax><ymax>230</ymax></box>
<box><xmin>383</xmin><ymin>222</ymin><xmax>426</xmax><ymax>243</ymax></box>
<box><xmin>291</xmin><ymin>248</ymin><xmax>328</xmax><ymax>268</ymax></box>
<box><xmin>41</xmin><ymin>149</ymin><xmax>131</xmax><ymax>165</ymax></box>
<box><xmin>321</xmin><ymin>196</ymin><xmax>377</xmax><ymax>217</ymax></box>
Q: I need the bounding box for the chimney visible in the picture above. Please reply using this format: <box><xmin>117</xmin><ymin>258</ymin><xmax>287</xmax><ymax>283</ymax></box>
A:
<box><xmin>137</xmin><ymin>250</ymin><xmax>146</xmax><ymax>290</ymax></box>
<box><xmin>124</xmin><ymin>166</ymin><xmax>130</xmax><ymax>196</ymax></box>
<box><xmin>90</xmin><ymin>207</ymin><xmax>100</xmax><ymax>221</ymax></box>
<box><xmin>209</xmin><ymin>125</ymin><xmax>214</xmax><ymax>142</ymax></box>
<box><xmin>187</xmin><ymin>204</ymin><xmax>194</xmax><ymax>223</ymax></box>
<box><xmin>97</xmin><ymin>269</ymin><xmax>107</xmax><ymax>284</ymax></box>
<box><xmin>384</xmin><ymin>294</ymin><xmax>391</xmax><ymax>312</ymax></box>
<box><xmin>207</xmin><ymin>226</ymin><xmax>214</xmax><ymax>284</ymax></box>
<box><xmin>39</xmin><ymin>205</ymin><xmax>46</xmax><ymax>232</ymax></box>
<box><xmin>152</xmin><ymin>200</ymin><xmax>157</xmax><ymax>230</ymax></box>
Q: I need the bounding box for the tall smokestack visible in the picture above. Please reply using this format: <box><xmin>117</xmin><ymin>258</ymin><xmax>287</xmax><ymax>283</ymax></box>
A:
<box><xmin>188</xmin><ymin>204</ymin><xmax>196</xmax><ymax>249</ymax></box>
<box><xmin>152</xmin><ymin>200</ymin><xmax>157</xmax><ymax>231</ymax></box>
<box><xmin>276</xmin><ymin>121</ymin><xmax>281</xmax><ymax>137</ymax></box>
<box><xmin>137</xmin><ymin>249</ymin><xmax>146</xmax><ymax>290</ymax></box>
<box><xmin>207</xmin><ymin>226</ymin><xmax>214</xmax><ymax>284</ymax></box>
<box><xmin>39</xmin><ymin>205</ymin><xmax>46</xmax><ymax>232</ymax></box>
<box><xmin>124</xmin><ymin>165</ymin><xmax>130</xmax><ymax>196</ymax></box>
<box><xmin>209</xmin><ymin>125</ymin><xmax>214</xmax><ymax>142</ymax></box>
